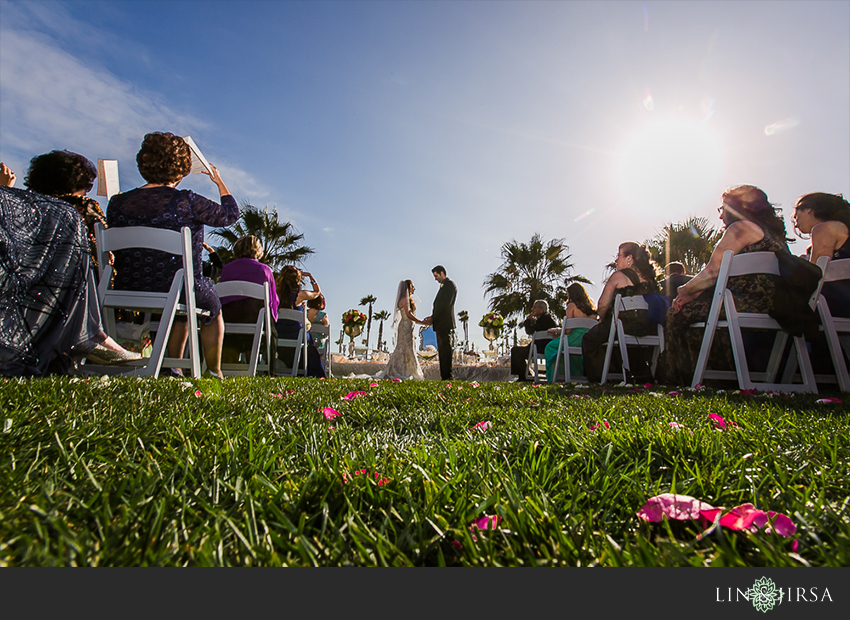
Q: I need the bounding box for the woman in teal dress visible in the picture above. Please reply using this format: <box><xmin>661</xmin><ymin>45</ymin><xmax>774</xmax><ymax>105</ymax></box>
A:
<box><xmin>545</xmin><ymin>283</ymin><xmax>597</xmax><ymax>382</ymax></box>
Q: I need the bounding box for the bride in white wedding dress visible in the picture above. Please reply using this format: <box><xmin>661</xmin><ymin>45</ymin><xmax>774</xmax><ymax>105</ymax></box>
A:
<box><xmin>384</xmin><ymin>279</ymin><xmax>428</xmax><ymax>380</ymax></box>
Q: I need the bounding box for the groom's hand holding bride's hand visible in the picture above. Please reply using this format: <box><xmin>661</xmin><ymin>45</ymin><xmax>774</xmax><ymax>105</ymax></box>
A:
<box><xmin>423</xmin><ymin>316</ymin><xmax>433</xmax><ymax>326</ymax></box>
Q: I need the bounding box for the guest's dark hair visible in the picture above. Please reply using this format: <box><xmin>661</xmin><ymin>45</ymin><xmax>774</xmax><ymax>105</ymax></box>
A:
<box><xmin>276</xmin><ymin>265</ymin><xmax>302</xmax><ymax>309</ymax></box>
<box><xmin>431</xmin><ymin>265</ymin><xmax>446</xmax><ymax>275</ymax></box>
<box><xmin>24</xmin><ymin>150</ymin><xmax>97</xmax><ymax>196</ymax></box>
<box><xmin>619</xmin><ymin>241</ymin><xmax>660</xmax><ymax>290</ymax></box>
<box><xmin>307</xmin><ymin>294</ymin><xmax>326</xmax><ymax>310</ymax></box>
<box><xmin>233</xmin><ymin>235</ymin><xmax>264</xmax><ymax>260</ymax></box>
<box><xmin>795</xmin><ymin>192</ymin><xmax>850</xmax><ymax>229</ymax></box>
<box><xmin>665</xmin><ymin>262</ymin><xmax>686</xmax><ymax>276</ymax></box>
<box><xmin>136</xmin><ymin>132</ymin><xmax>192</xmax><ymax>185</ymax></box>
<box><xmin>722</xmin><ymin>185</ymin><xmax>793</xmax><ymax>243</ymax></box>
<box><xmin>567</xmin><ymin>282</ymin><xmax>596</xmax><ymax>316</ymax></box>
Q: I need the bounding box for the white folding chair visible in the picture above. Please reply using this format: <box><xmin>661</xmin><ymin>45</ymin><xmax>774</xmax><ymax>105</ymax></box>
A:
<box><xmin>92</xmin><ymin>223</ymin><xmax>206</xmax><ymax>378</ymax></box>
<box><xmin>600</xmin><ymin>295</ymin><xmax>665</xmax><ymax>384</ymax></box>
<box><xmin>215</xmin><ymin>280</ymin><xmax>273</xmax><ymax>377</ymax></box>
<box><xmin>813</xmin><ymin>257</ymin><xmax>850</xmax><ymax>392</ymax></box>
<box><xmin>524</xmin><ymin>331</ymin><xmax>551</xmax><ymax>381</ymax></box>
<box><xmin>550</xmin><ymin>318</ymin><xmax>599</xmax><ymax>383</ymax></box>
<box><xmin>689</xmin><ymin>250</ymin><xmax>817</xmax><ymax>393</ymax></box>
<box><xmin>276</xmin><ymin>306</ymin><xmax>309</xmax><ymax>377</ymax></box>
<box><xmin>309</xmin><ymin>320</ymin><xmax>332</xmax><ymax>378</ymax></box>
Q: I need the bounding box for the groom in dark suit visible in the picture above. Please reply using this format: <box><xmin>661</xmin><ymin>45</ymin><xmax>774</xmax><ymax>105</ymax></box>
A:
<box><xmin>424</xmin><ymin>265</ymin><xmax>457</xmax><ymax>380</ymax></box>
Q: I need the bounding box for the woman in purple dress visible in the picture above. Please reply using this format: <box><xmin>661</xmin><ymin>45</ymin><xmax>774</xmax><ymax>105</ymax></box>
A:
<box><xmin>106</xmin><ymin>132</ymin><xmax>239</xmax><ymax>378</ymax></box>
<box><xmin>219</xmin><ymin>235</ymin><xmax>279</xmax><ymax>363</ymax></box>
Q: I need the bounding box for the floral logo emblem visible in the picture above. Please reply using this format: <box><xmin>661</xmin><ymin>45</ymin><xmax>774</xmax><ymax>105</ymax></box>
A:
<box><xmin>745</xmin><ymin>577</ymin><xmax>783</xmax><ymax>613</ymax></box>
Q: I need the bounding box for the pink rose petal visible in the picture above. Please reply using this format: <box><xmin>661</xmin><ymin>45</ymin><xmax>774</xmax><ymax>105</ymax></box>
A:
<box><xmin>194</xmin><ymin>390</ymin><xmax>202</xmax><ymax>398</ymax></box>
<box><xmin>470</xmin><ymin>382</ymin><xmax>480</xmax><ymax>388</ymax></box>
<box><xmin>391</xmin><ymin>378</ymin><xmax>402</xmax><ymax>383</ymax></box>
<box><xmin>343</xmin><ymin>390</ymin><xmax>366</xmax><ymax>401</ymax></box>
<box><xmin>470</xmin><ymin>515</ymin><xmax>501</xmax><ymax>531</ymax></box>
<box><xmin>369</xmin><ymin>382</ymin><xmax>379</xmax><ymax>387</ymax></box>
<box><xmin>588</xmin><ymin>421</ymin><xmax>610</xmax><ymax>431</ymax></box>
<box><xmin>708</xmin><ymin>413</ymin><xmax>737</xmax><ymax>430</ymax></box>
<box><xmin>452</xmin><ymin>540</ymin><xmax>463</xmax><ymax>550</ymax></box>
<box><xmin>322</xmin><ymin>407</ymin><xmax>341</xmax><ymax>420</ymax></box>
<box><xmin>669</xmin><ymin>422</ymin><xmax>684</xmax><ymax>429</ymax></box>
<box><xmin>469</xmin><ymin>421</ymin><xmax>492</xmax><ymax>432</ymax></box>
<box><xmin>765</xmin><ymin>511</ymin><xmax>797</xmax><ymax>537</ymax></box>
<box><xmin>637</xmin><ymin>494</ymin><xmax>717</xmax><ymax>522</ymax></box>
<box><xmin>718</xmin><ymin>503</ymin><xmax>765</xmax><ymax>531</ymax></box>
<box><xmin>816</xmin><ymin>398</ymin><xmax>842</xmax><ymax>404</ymax></box>
<box><xmin>668</xmin><ymin>391</ymin><xmax>682</xmax><ymax>396</ymax></box>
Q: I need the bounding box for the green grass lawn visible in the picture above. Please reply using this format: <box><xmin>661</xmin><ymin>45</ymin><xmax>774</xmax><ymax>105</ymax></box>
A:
<box><xmin>0</xmin><ymin>375</ymin><xmax>847</xmax><ymax>566</ymax></box>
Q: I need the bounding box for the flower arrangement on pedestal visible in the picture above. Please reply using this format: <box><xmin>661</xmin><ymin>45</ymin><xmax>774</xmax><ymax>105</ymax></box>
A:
<box><xmin>478</xmin><ymin>312</ymin><xmax>504</xmax><ymax>351</ymax></box>
<box><xmin>342</xmin><ymin>309</ymin><xmax>367</xmax><ymax>358</ymax></box>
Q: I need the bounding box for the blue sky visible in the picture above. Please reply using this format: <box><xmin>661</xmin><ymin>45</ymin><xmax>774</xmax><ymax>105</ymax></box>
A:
<box><xmin>1</xmin><ymin>0</ymin><xmax>848</xmax><ymax>353</ymax></box>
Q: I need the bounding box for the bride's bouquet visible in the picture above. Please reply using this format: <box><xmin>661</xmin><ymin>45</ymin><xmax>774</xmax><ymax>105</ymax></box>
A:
<box><xmin>478</xmin><ymin>312</ymin><xmax>504</xmax><ymax>330</ymax></box>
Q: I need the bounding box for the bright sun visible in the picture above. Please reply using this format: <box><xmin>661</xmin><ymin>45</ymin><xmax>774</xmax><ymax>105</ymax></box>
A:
<box><xmin>614</xmin><ymin>119</ymin><xmax>723</xmax><ymax>217</ymax></box>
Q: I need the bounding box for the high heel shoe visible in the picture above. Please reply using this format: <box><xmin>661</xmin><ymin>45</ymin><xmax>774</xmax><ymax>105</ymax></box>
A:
<box><xmin>86</xmin><ymin>344</ymin><xmax>143</xmax><ymax>365</ymax></box>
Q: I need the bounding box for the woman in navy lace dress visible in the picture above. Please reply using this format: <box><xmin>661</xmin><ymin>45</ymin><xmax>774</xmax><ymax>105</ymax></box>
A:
<box><xmin>106</xmin><ymin>132</ymin><xmax>239</xmax><ymax>378</ymax></box>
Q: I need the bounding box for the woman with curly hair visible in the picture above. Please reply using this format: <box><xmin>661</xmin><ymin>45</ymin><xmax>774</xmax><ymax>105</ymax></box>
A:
<box><xmin>581</xmin><ymin>241</ymin><xmax>661</xmax><ymax>383</ymax></box>
<box><xmin>106</xmin><ymin>132</ymin><xmax>238</xmax><ymax>379</ymax></box>
<box><xmin>660</xmin><ymin>185</ymin><xmax>792</xmax><ymax>386</ymax></box>
<box><xmin>24</xmin><ymin>150</ymin><xmax>107</xmax><ymax>269</ymax></box>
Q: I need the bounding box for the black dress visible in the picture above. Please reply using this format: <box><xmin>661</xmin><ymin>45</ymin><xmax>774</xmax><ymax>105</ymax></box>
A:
<box><xmin>661</xmin><ymin>230</ymin><xmax>787</xmax><ymax>386</ymax></box>
<box><xmin>106</xmin><ymin>187</ymin><xmax>238</xmax><ymax>323</ymax></box>
<box><xmin>581</xmin><ymin>268</ymin><xmax>657</xmax><ymax>383</ymax></box>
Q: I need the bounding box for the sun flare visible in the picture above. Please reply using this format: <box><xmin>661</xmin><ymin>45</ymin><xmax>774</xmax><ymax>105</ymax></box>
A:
<box><xmin>614</xmin><ymin>119</ymin><xmax>723</xmax><ymax>217</ymax></box>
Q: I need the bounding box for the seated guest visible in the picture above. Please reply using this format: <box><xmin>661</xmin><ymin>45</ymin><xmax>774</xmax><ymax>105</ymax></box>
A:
<box><xmin>276</xmin><ymin>266</ymin><xmax>326</xmax><ymax>377</ymax></box>
<box><xmin>794</xmin><ymin>192</ymin><xmax>850</xmax><ymax>317</ymax></box>
<box><xmin>307</xmin><ymin>294</ymin><xmax>329</xmax><ymax>349</ymax></box>
<box><xmin>107</xmin><ymin>132</ymin><xmax>239</xmax><ymax>379</ymax></box>
<box><xmin>658</xmin><ymin>262</ymin><xmax>693</xmax><ymax>304</ymax></box>
<box><xmin>23</xmin><ymin>150</ymin><xmax>108</xmax><ymax>271</ymax></box>
<box><xmin>0</xmin><ymin>186</ymin><xmax>139</xmax><ymax>376</ymax></box>
<box><xmin>544</xmin><ymin>283</ymin><xmax>597</xmax><ymax>382</ymax></box>
<box><xmin>582</xmin><ymin>242</ymin><xmax>660</xmax><ymax>383</ymax></box>
<box><xmin>661</xmin><ymin>185</ymin><xmax>792</xmax><ymax>386</ymax></box>
<box><xmin>219</xmin><ymin>235</ymin><xmax>279</xmax><ymax>364</ymax></box>
<box><xmin>510</xmin><ymin>300</ymin><xmax>558</xmax><ymax>381</ymax></box>
<box><xmin>793</xmin><ymin>192</ymin><xmax>850</xmax><ymax>375</ymax></box>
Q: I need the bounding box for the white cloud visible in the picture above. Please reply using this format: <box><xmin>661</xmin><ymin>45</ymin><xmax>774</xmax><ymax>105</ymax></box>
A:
<box><xmin>0</xmin><ymin>22</ymin><xmax>268</xmax><ymax>201</ymax></box>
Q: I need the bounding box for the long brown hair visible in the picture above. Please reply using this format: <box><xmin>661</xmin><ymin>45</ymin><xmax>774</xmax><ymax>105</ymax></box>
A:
<box><xmin>567</xmin><ymin>282</ymin><xmax>596</xmax><ymax>316</ymax></box>
<box><xmin>276</xmin><ymin>265</ymin><xmax>302</xmax><ymax>308</ymax></box>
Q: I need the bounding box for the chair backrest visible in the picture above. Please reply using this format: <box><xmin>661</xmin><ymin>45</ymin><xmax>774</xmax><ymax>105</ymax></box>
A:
<box><xmin>215</xmin><ymin>280</ymin><xmax>269</xmax><ymax>303</ymax></box>
<box><xmin>614</xmin><ymin>295</ymin><xmax>649</xmax><ymax>315</ymax></box>
<box><xmin>96</xmin><ymin>224</ymin><xmax>196</xmax><ymax>312</ymax></box>
<box><xmin>822</xmin><ymin>257</ymin><xmax>850</xmax><ymax>283</ymax></box>
<box><xmin>562</xmin><ymin>318</ymin><xmax>599</xmax><ymax>333</ymax></box>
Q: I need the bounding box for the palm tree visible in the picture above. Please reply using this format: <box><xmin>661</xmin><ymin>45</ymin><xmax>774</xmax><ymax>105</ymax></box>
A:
<box><xmin>643</xmin><ymin>216</ymin><xmax>723</xmax><ymax>276</ymax></box>
<box><xmin>359</xmin><ymin>294</ymin><xmax>377</xmax><ymax>355</ymax></box>
<box><xmin>373</xmin><ymin>310</ymin><xmax>390</xmax><ymax>352</ymax></box>
<box><xmin>483</xmin><ymin>233</ymin><xmax>589</xmax><ymax>322</ymax></box>
<box><xmin>457</xmin><ymin>310</ymin><xmax>469</xmax><ymax>348</ymax></box>
<box><xmin>210</xmin><ymin>202</ymin><xmax>314</xmax><ymax>271</ymax></box>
